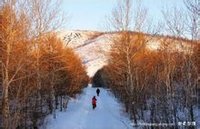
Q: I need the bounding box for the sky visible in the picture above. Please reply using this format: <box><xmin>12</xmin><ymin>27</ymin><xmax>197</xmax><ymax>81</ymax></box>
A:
<box><xmin>61</xmin><ymin>0</ymin><xmax>185</xmax><ymax>31</ymax></box>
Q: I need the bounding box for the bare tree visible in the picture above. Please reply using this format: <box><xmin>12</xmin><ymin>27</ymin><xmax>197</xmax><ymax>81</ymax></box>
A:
<box><xmin>162</xmin><ymin>6</ymin><xmax>187</xmax><ymax>38</ymax></box>
<box><xmin>0</xmin><ymin>3</ymin><xmax>30</xmax><ymax>128</ymax></box>
<box><xmin>106</xmin><ymin>0</ymin><xmax>153</xmax><ymax>125</ymax></box>
<box><xmin>184</xmin><ymin>0</ymin><xmax>200</xmax><ymax>16</ymax></box>
<box><xmin>109</xmin><ymin>0</ymin><xmax>132</xmax><ymax>31</ymax></box>
<box><xmin>0</xmin><ymin>0</ymin><xmax>67</xmax><ymax>128</ymax></box>
<box><xmin>184</xmin><ymin>0</ymin><xmax>200</xmax><ymax>40</ymax></box>
<box><xmin>104</xmin><ymin>0</ymin><xmax>199</xmax><ymax>128</ymax></box>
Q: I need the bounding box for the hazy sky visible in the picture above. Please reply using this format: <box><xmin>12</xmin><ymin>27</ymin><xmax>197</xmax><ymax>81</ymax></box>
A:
<box><xmin>61</xmin><ymin>0</ymin><xmax>185</xmax><ymax>31</ymax></box>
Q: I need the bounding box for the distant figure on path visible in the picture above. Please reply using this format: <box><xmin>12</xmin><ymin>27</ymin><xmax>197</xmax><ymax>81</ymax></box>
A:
<box><xmin>92</xmin><ymin>96</ymin><xmax>97</xmax><ymax>109</ymax></box>
<box><xmin>96</xmin><ymin>88</ymin><xmax>100</xmax><ymax>96</ymax></box>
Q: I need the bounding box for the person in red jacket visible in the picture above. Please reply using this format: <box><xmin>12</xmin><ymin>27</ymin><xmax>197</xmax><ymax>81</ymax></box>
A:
<box><xmin>92</xmin><ymin>96</ymin><xmax>97</xmax><ymax>109</ymax></box>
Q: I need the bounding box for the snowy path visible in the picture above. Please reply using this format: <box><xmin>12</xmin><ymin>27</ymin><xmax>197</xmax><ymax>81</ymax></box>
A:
<box><xmin>42</xmin><ymin>86</ymin><xmax>133</xmax><ymax>129</ymax></box>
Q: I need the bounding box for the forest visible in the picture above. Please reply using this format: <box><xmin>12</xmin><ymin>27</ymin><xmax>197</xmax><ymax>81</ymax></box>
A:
<box><xmin>92</xmin><ymin>0</ymin><xmax>199</xmax><ymax>128</ymax></box>
<box><xmin>0</xmin><ymin>0</ymin><xmax>199</xmax><ymax>128</ymax></box>
<box><xmin>0</xmin><ymin>0</ymin><xmax>88</xmax><ymax>128</ymax></box>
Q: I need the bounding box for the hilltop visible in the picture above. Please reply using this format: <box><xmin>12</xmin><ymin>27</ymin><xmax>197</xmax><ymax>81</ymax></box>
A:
<box><xmin>57</xmin><ymin>30</ymin><xmax>196</xmax><ymax>77</ymax></box>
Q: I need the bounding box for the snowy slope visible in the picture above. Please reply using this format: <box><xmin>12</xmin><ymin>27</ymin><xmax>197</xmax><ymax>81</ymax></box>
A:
<box><xmin>74</xmin><ymin>33</ymin><xmax>112</xmax><ymax>77</ymax></box>
<box><xmin>42</xmin><ymin>86</ymin><xmax>133</xmax><ymax>129</ymax></box>
<box><xmin>57</xmin><ymin>30</ymin><xmax>111</xmax><ymax>77</ymax></box>
<box><xmin>57</xmin><ymin>30</ymin><xmax>194</xmax><ymax>77</ymax></box>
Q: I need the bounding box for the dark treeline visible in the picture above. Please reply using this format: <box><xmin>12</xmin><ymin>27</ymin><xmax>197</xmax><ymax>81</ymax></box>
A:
<box><xmin>0</xmin><ymin>1</ymin><xmax>88</xmax><ymax>129</ymax></box>
<box><xmin>92</xmin><ymin>69</ymin><xmax>107</xmax><ymax>88</ymax></box>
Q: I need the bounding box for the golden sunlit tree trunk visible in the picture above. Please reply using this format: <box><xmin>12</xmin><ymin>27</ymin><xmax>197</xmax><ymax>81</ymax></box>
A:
<box><xmin>107</xmin><ymin>0</ymin><xmax>151</xmax><ymax>125</ymax></box>
<box><xmin>1</xmin><ymin>2</ymin><xmax>30</xmax><ymax>128</ymax></box>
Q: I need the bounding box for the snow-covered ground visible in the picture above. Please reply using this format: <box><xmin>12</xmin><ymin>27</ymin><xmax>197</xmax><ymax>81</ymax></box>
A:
<box><xmin>42</xmin><ymin>86</ymin><xmax>133</xmax><ymax>129</ymax></box>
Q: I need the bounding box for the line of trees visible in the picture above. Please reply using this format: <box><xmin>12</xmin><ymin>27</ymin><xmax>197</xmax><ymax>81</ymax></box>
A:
<box><xmin>0</xmin><ymin>0</ymin><xmax>88</xmax><ymax>128</ymax></box>
<box><xmin>93</xmin><ymin>0</ymin><xmax>199</xmax><ymax>128</ymax></box>
<box><xmin>98</xmin><ymin>37</ymin><xmax>199</xmax><ymax>126</ymax></box>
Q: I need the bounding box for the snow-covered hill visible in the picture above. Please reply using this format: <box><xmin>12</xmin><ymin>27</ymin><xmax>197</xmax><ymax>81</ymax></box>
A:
<box><xmin>57</xmin><ymin>30</ymin><xmax>112</xmax><ymax>77</ymax></box>
<box><xmin>57</xmin><ymin>30</ymin><xmax>194</xmax><ymax>77</ymax></box>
